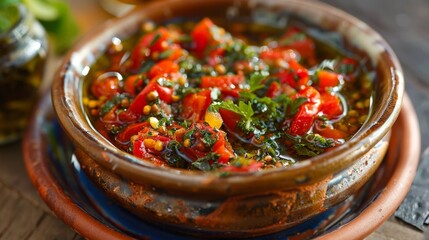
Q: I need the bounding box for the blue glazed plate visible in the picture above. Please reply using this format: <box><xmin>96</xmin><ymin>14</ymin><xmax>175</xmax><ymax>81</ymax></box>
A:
<box><xmin>23</xmin><ymin>93</ymin><xmax>420</xmax><ymax>240</ymax></box>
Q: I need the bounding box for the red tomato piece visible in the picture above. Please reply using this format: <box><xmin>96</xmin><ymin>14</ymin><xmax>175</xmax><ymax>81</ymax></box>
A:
<box><xmin>180</xmin><ymin>90</ymin><xmax>212</xmax><ymax>122</ymax></box>
<box><xmin>132</xmin><ymin>135</ymin><xmax>171</xmax><ymax>163</ymax></box>
<box><xmin>320</xmin><ymin>92</ymin><xmax>343</xmax><ymax>118</ymax></box>
<box><xmin>266</xmin><ymin>81</ymin><xmax>281</xmax><ymax>98</ymax></box>
<box><xmin>259</xmin><ymin>47</ymin><xmax>298</xmax><ymax>64</ymax></box>
<box><xmin>115</xmin><ymin>122</ymin><xmax>149</xmax><ymax>145</ymax></box>
<box><xmin>129</xmin><ymin>28</ymin><xmax>172</xmax><ymax>71</ymax></box>
<box><xmin>123</xmin><ymin>74</ymin><xmax>144</xmax><ymax>95</ymax></box>
<box><xmin>288</xmin><ymin>86</ymin><xmax>321</xmax><ymax>135</ymax></box>
<box><xmin>128</xmin><ymin>80</ymin><xmax>173</xmax><ymax>117</ymax></box>
<box><xmin>218</xmin><ymin>108</ymin><xmax>241</xmax><ymax>132</ymax></box>
<box><xmin>148</xmin><ymin>60</ymin><xmax>180</xmax><ymax>79</ymax></box>
<box><xmin>277</xmin><ymin>60</ymin><xmax>309</xmax><ymax>89</ymax></box>
<box><xmin>213</xmin><ymin>131</ymin><xmax>235</xmax><ymax>164</ymax></box>
<box><xmin>200</xmin><ymin>74</ymin><xmax>245</xmax><ymax>97</ymax></box>
<box><xmin>191</xmin><ymin>18</ymin><xmax>214</xmax><ymax>54</ymax></box>
<box><xmin>314</xmin><ymin>122</ymin><xmax>347</xmax><ymax>140</ymax></box>
<box><xmin>90</xmin><ymin>75</ymin><xmax>120</xmax><ymax>98</ymax></box>
<box><xmin>317</xmin><ymin>70</ymin><xmax>341</xmax><ymax>91</ymax></box>
<box><xmin>191</xmin><ymin>18</ymin><xmax>229</xmax><ymax>59</ymax></box>
<box><xmin>279</xmin><ymin>28</ymin><xmax>316</xmax><ymax>65</ymax></box>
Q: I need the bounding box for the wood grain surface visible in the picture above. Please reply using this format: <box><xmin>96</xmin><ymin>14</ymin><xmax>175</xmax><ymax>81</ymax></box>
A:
<box><xmin>0</xmin><ymin>0</ymin><xmax>427</xmax><ymax>239</ymax></box>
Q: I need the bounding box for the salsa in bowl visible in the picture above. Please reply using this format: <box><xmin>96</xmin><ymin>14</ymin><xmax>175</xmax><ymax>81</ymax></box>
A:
<box><xmin>52</xmin><ymin>0</ymin><xmax>403</xmax><ymax>236</ymax></box>
<box><xmin>83</xmin><ymin>17</ymin><xmax>372</xmax><ymax>172</ymax></box>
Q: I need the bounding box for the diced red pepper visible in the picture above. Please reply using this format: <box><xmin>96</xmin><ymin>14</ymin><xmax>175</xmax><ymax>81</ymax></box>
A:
<box><xmin>201</xmin><ymin>74</ymin><xmax>245</xmax><ymax>97</ymax></box>
<box><xmin>127</xmin><ymin>80</ymin><xmax>173</xmax><ymax>117</ymax></box>
<box><xmin>266</xmin><ymin>81</ymin><xmax>281</xmax><ymax>98</ymax></box>
<box><xmin>123</xmin><ymin>74</ymin><xmax>144</xmax><ymax>95</ymax></box>
<box><xmin>132</xmin><ymin>134</ymin><xmax>171</xmax><ymax>162</ymax></box>
<box><xmin>218</xmin><ymin>108</ymin><xmax>241</xmax><ymax>132</ymax></box>
<box><xmin>279</xmin><ymin>28</ymin><xmax>316</xmax><ymax>65</ymax></box>
<box><xmin>129</xmin><ymin>27</ymin><xmax>175</xmax><ymax>71</ymax></box>
<box><xmin>115</xmin><ymin>122</ymin><xmax>149</xmax><ymax>145</ymax></box>
<box><xmin>314</xmin><ymin>122</ymin><xmax>347</xmax><ymax>140</ymax></box>
<box><xmin>320</xmin><ymin>92</ymin><xmax>343</xmax><ymax>118</ymax></box>
<box><xmin>288</xmin><ymin>86</ymin><xmax>321</xmax><ymax>135</ymax></box>
<box><xmin>277</xmin><ymin>60</ymin><xmax>309</xmax><ymax>89</ymax></box>
<box><xmin>191</xmin><ymin>18</ymin><xmax>215</xmax><ymax>55</ymax></box>
<box><xmin>213</xmin><ymin>131</ymin><xmax>235</xmax><ymax>164</ymax></box>
<box><xmin>259</xmin><ymin>47</ymin><xmax>298</xmax><ymax>64</ymax></box>
<box><xmin>180</xmin><ymin>90</ymin><xmax>212</xmax><ymax>122</ymax></box>
<box><xmin>148</xmin><ymin>60</ymin><xmax>180</xmax><ymax>79</ymax></box>
<box><xmin>191</xmin><ymin>18</ymin><xmax>229</xmax><ymax>60</ymax></box>
<box><xmin>90</xmin><ymin>75</ymin><xmax>120</xmax><ymax>98</ymax></box>
<box><xmin>317</xmin><ymin>70</ymin><xmax>341</xmax><ymax>91</ymax></box>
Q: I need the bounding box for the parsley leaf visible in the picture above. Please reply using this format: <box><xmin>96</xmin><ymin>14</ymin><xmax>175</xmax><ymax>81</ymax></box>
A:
<box><xmin>214</xmin><ymin>100</ymin><xmax>254</xmax><ymax>121</ymax></box>
<box><xmin>248</xmin><ymin>72</ymin><xmax>266</xmax><ymax>92</ymax></box>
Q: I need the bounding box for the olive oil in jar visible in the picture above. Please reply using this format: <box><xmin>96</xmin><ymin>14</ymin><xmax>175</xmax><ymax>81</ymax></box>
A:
<box><xmin>0</xmin><ymin>4</ymin><xmax>48</xmax><ymax>144</ymax></box>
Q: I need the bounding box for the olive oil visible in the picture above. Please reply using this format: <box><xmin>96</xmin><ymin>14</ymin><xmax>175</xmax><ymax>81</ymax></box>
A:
<box><xmin>0</xmin><ymin>4</ymin><xmax>48</xmax><ymax>144</ymax></box>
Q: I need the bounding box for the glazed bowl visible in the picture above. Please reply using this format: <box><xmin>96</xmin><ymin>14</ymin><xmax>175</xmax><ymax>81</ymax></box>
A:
<box><xmin>52</xmin><ymin>0</ymin><xmax>404</xmax><ymax>237</ymax></box>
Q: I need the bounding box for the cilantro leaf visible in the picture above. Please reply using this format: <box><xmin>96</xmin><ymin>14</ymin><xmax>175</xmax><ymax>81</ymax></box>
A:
<box><xmin>214</xmin><ymin>100</ymin><xmax>254</xmax><ymax>121</ymax></box>
<box><xmin>248</xmin><ymin>72</ymin><xmax>266</xmax><ymax>92</ymax></box>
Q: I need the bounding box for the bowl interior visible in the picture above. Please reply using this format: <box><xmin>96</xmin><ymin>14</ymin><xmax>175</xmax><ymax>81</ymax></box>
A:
<box><xmin>52</xmin><ymin>0</ymin><xmax>403</xmax><ymax>196</ymax></box>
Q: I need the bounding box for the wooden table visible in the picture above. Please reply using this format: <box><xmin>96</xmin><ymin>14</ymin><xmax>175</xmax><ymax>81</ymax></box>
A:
<box><xmin>0</xmin><ymin>0</ymin><xmax>428</xmax><ymax>239</ymax></box>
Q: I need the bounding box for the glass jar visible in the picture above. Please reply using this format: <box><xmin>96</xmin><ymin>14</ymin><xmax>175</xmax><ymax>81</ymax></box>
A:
<box><xmin>0</xmin><ymin>4</ymin><xmax>48</xmax><ymax>144</ymax></box>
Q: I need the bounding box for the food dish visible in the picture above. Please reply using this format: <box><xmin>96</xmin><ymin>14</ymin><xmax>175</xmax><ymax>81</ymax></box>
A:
<box><xmin>83</xmin><ymin>17</ymin><xmax>372</xmax><ymax>171</ymax></box>
<box><xmin>51</xmin><ymin>0</ymin><xmax>404</xmax><ymax>236</ymax></box>
<box><xmin>23</xmin><ymin>93</ymin><xmax>420</xmax><ymax>239</ymax></box>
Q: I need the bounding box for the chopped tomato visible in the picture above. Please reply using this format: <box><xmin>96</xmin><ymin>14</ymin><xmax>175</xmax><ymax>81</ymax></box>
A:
<box><xmin>213</xmin><ymin>131</ymin><xmax>235</xmax><ymax>164</ymax></box>
<box><xmin>115</xmin><ymin>122</ymin><xmax>149</xmax><ymax>145</ymax></box>
<box><xmin>218</xmin><ymin>108</ymin><xmax>241</xmax><ymax>132</ymax></box>
<box><xmin>180</xmin><ymin>90</ymin><xmax>212</xmax><ymax>122</ymax></box>
<box><xmin>201</xmin><ymin>74</ymin><xmax>245</xmax><ymax>97</ymax></box>
<box><xmin>90</xmin><ymin>75</ymin><xmax>120</xmax><ymax>98</ymax></box>
<box><xmin>191</xmin><ymin>18</ymin><xmax>229</xmax><ymax>59</ymax></box>
<box><xmin>279</xmin><ymin>28</ymin><xmax>316</xmax><ymax>65</ymax></box>
<box><xmin>148</xmin><ymin>60</ymin><xmax>180</xmax><ymax>79</ymax></box>
<box><xmin>133</xmin><ymin>134</ymin><xmax>171</xmax><ymax>161</ymax></box>
<box><xmin>317</xmin><ymin>70</ymin><xmax>341</xmax><ymax>91</ymax></box>
<box><xmin>259</xmin><ymin>47</ymin><xmax>298</xmax><ymax>64</ymax></box>
<box><xmin>266</xmin><ymin>81</ymin><xmax>281</xmax><ymax>98</ymax></box>
<box><xmin>127</xmin><ymin>80</ymin><xmax>173</xmax><ymax>117</ymax></box>
<box><xmin>288</xmin><ymin>86</ymin><xmax>321</xmax><ymax>135</ymax></box>
<box><xmin>320</xmin><ymin>92</ymin><xmax>343</xmax><ymax>118</ymax></box>
<box><xmin>191</xmin><ymin>18</ymin><xmax>215</xmax><ymax>54</ymax></box>
<box><xmin>277</xmin><ymin>60</ymin><xmax>309</xmax><ymax>89</ymax></box>
<box><xmin>314</xmin><ymin>122</ymin><xmax>347</xmax><ymax>140</ymax></box>
<box><xmin>129</xmin><ymin>28</ymin><xmax>184</xmax><ymax>71</ymax></box>
<box><xmin>123</xmin><ymin>74</ymin><xmax>144</xmax><ymax>95</ymax></box>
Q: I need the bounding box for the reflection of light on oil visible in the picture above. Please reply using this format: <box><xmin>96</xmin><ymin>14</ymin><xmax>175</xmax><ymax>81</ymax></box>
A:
<box><xmin>71</xmin><ymin>154</ymin><xmax>81</xmax><ymax>172</ymax></box>
<box><xmin>81</xmin><ymin>66</ymin><xmax>90</xmax><ymax>76</ymax></box>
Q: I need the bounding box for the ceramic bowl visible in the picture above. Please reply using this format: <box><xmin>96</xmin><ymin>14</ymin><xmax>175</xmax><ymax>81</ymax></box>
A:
<box><xmin>52</xmin><ymin>0</ymin><xmax>404</xmax><ymax>237</ymax></box>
